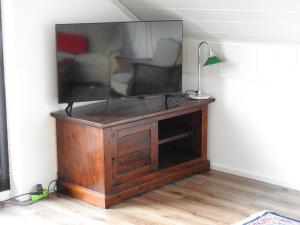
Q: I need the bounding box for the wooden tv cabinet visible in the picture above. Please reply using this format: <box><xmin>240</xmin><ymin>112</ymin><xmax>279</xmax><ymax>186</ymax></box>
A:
<box><xmin>51</xmin><ymin>96</ymin><xmax>215</xmax><ymax>208</ymax></box>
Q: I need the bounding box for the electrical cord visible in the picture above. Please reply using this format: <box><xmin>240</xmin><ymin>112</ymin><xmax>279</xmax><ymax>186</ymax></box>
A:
<box><xmin>0</xmin><ymin>179</ymin><xmax>57</xmax><ymax>208</ymax></box>
<box><xmin>1</xmin><ymin>192</ymin><xmax>33</xmax><ymax>203</ymax></box>
<box><xmin>183</xmin><ymin>90</ymin><xmax>197</xmax><ymax>100</ymax></box>
<box><xmin>2</xmin><ymin>199</ymin><xmax>46</xmax><ymax>207</ymax></box>
<box><xmin>47</xmin><ymin>179</ymin><xmax>58</xmax><ymax>194</ymax></box>
<box><xmin>185</xmin><ymin>90</ymin><xmax>197</xmax><ymax>95</ymax></box>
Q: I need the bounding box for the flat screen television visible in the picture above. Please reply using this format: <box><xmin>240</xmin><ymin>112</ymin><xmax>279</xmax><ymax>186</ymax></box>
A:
<box><xmin>56</xmin><ymin>20</ymin><xmax>183</xmax><ymax>103</ymax></box>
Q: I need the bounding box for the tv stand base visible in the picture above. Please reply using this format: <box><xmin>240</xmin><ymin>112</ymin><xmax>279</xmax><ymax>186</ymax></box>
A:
<box><xmin>51</xmin><ymin>96</ymin><xmax>215</xmax><ymax>208</ymax></box>
<box><xmin>65</xmin><ymin>102</ymin><xmax>73</xmax><ymax>116</ymax></box>
<box><xmin>59</xmin><ymin>159</ymin><xmax>209</xmax><ymax>208</ymax></box>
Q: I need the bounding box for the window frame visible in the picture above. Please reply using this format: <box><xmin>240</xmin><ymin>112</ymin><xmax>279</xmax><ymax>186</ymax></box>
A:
<box><xmin>0</xmin><ymin>3</ymin><xmax>10</xmax><ymax>192</ymax></box>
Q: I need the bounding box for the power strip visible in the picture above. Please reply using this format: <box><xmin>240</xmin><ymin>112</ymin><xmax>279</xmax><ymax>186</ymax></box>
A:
<box><xmin>0</xmin><ymin>180</ymin><xmax>57</xmax><ymax>209</ymax></box>
<box><xmin>31</xmin><ymin>189</ymin><xmax>48</xmax><ymax>202</ymax></box>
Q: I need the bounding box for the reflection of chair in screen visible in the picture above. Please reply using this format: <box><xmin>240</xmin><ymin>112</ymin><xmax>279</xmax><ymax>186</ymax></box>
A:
<box><xmin>111</xmin><ymin>39</ymin><xmax>182</xmax><ymax>96</ymax></box>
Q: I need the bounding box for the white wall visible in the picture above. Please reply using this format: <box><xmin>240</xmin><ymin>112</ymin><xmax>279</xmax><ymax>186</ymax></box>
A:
<box><xmin>184</xmin><ymin>40</ymin><xmax>300</xmax><ymax>190</ymax></box>
<box><xmin>1</xmin><ymin>0</ymin><xmax>131</xmax><ymax>197</ymax></box>
<box><xmin>122</xmin><ymin>0</ymin><xmax>300</xmax><ymax>190</ymax></box>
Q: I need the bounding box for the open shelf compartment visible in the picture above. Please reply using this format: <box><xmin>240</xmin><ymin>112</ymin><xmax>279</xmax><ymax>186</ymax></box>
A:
<box><xmin>158</xmin><ymin>111</ymin><xmax>202</xmax><ymax>169</ymax></box>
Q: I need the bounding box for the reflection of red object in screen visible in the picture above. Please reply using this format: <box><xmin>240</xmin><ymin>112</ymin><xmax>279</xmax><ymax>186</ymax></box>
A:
<box><xmin>57</xmin><ymin>32</ymin><xmax>87</xmax><ymax>54</ymax></box>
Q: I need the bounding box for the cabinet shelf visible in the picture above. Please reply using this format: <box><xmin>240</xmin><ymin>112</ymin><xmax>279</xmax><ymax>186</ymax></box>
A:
<box><xmin>157</xmin><ymin>111</ymin><xmax>202</xmax><ymax>169</ymax></box>
<box><xmin>158</xmin><ymin>143</ymin><xmax>198</xmax><ymax>170</ymax></box>
<box><xmin>158</xmin><ymin>130</ymin><xmax>193</xmax><ymax>145</ymax></box>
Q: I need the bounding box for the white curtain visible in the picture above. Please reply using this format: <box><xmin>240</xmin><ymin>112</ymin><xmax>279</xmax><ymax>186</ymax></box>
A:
<box><xmin>123</xmin><ymin>22</ymin><xmax>154</xmax><ymax>59</ymax></box>
<box><xmin>123</xmin><ymin>21</ymin><xmax>182</xmax><ymax>59</ymax></box>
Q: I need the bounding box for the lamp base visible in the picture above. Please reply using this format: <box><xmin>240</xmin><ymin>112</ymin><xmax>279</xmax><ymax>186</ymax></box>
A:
<box><xmin>188</xmin><ymin>90</ymin><xmax>210</xmax><ymax>100</ymax></box>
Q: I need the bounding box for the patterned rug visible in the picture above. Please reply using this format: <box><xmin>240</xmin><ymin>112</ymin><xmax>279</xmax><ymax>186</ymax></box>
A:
<box><xmin>233</xmin><ymin>211</ymin><xmax>300</xmax><ymax>225</ymax></box>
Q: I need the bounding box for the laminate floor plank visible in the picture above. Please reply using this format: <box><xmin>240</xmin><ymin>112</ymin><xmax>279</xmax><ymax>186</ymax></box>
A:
<box><xmin>1</xmin><ymin>170</ymin><xmax>300</xmax><ymax>225</ymax></box>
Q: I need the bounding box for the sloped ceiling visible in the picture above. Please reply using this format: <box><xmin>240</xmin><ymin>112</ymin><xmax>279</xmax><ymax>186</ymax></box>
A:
<box><xmin>119</xmin><ymin>0</ymin><xmax>300</xmax><ymax>43</ymax></box>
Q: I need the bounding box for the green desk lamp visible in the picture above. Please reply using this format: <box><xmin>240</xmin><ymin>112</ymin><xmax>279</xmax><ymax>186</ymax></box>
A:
<box><xmin>189</xmin><ymin>41</ymin><xmax>223</xmax><ymax>100</ymax></box>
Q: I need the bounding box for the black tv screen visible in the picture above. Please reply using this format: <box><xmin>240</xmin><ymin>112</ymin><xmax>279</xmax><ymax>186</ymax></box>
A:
<box><xmin>56</xmin><ymin>20</ymin><xmax>183</xmax><ymax>103</ymax></box>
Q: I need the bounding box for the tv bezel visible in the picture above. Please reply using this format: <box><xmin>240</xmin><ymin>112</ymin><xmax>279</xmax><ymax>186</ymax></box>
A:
<box><xmin>55</xmin><ymin>20</ymin><xmax>184</xmax><ymax>104</ymax></box>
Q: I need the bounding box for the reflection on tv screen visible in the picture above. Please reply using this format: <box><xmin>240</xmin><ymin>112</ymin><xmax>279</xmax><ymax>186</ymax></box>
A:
<box><xmin>56</xmin><ymin>21</ymin><xmax>183</xmax><ymax>103</ymax></box>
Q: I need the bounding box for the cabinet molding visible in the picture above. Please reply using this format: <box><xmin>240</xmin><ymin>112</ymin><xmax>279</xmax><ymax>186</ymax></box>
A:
<box><xmin>52</xmin><ymin>96</ymin><xmax>214</xmax><ymax>208</ymax></box>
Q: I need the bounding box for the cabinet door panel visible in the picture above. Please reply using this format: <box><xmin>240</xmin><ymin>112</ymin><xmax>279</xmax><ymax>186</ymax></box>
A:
<box><xmin>116</xmin><ymin>151</ymin><xmax>151</xmax><ymax>174</ymax></box>
<box><xmin>111</xmin><ymin>122</ymin><xmax>158</xmax><ymax>186</ymax></box>
<box><xmin>117</xmin><ymin>131</ymin><xmax>150</xmax><ymax>157</ymax></box>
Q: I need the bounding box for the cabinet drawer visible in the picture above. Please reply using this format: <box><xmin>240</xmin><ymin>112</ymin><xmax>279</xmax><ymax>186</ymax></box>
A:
<box><xmin>111</xmin><ymin>122</ymin><xmax>158</xmax><ymax>186</ymax></box>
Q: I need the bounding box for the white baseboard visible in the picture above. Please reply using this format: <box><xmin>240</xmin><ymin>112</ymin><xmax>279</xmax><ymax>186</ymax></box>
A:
<box><xmin>0</xmin><ymin>190</ymin><xmax>10</xmax><ymax>201</ymax></box>
<box><xmin>211</xmin><ymin>163</ymin><xmax>300</xmax><ymax>191</ymax></box>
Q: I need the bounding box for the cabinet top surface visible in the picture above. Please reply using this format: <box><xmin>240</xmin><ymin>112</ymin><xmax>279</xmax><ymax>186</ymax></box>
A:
<box><xmin>51</xmin><ymin>96</ymin><xmax>215</xmax><ymax>128</ymax></box>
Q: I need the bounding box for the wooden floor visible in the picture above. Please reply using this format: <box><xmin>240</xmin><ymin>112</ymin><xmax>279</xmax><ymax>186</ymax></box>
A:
<box><xmin>1</xmin><ymin>170</ymin><xmax>300</xmax><ymax>225</ymax></box>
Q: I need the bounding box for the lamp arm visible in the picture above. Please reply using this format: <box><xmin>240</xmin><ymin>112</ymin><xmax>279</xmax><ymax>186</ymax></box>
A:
<box><xmin>197</xmin><ymin>41</ymin><xmax>211</xmax><ymax>93</ymax></box>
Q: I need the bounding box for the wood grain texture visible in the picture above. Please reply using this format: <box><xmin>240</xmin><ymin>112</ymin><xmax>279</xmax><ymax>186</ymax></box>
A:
<box><xmin>2</xmin><ymin>170</ymin><xmax>300</xmax><ymax>225</ymax></box>
<box><xmin>111</xmin><ymin>158</ymin><xmax>209</xmax><ymax>194</ymax></box>
<box><xmin>56</xmin><ymin>120</ymin><xmax>106</xmax><ymax>193</ymax></box>
<box><xmin>59</xmin><ymin>160</ymin><xmax>208</xmax><ymax>208</ymax></box>
<box><xmin>201</xmin><ymin>105</ymin><xmax>208</xmax><ymax>160</ymax></box>
<box><xmin>111</xmin><ymin>123</ymin><xmax>157</xmax><ymax>186</ymax></box>
<box><xmin>158</xmin><ymin>131</ymin><xmax>193</xmax><ymax>145</ymax></box>
<box><xmin>53</xmin><ymin>97</ymin><xmax>214</xmax><ymax>208</ymax></box>
<box><xmin>51</xmin><ymin>96</ymin><xmax>215</xmax><ymax>128</ymax></box>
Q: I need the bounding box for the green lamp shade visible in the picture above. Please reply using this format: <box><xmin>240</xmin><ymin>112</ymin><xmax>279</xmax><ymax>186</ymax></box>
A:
<box><xmin>203</xmin><ymin>56</ymin><xmax>223</xmax><ymax>67</ymax></box>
